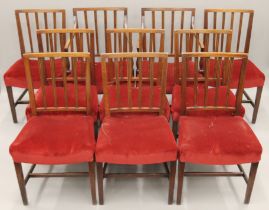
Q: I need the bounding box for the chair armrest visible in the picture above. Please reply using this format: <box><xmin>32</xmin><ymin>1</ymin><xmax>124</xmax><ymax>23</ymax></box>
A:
<box><xmin>63</xmin><ymin>17</ymin><xmax>78</xmax><ymax>52</ymax></box>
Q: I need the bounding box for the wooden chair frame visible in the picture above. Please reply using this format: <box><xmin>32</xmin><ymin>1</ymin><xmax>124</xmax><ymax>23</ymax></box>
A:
<box><xmin>177</xmin><ymin>52</ymin><xmax>260</xmax><ymax>204</ymax></box>
<box><xmin>7</xmin><ymin>9</ymin><xmax>66</xmax><ymax>123</ymax></box>
<box><xmin>13</xmin><ymin>52</ymin><xmax>96</xmax><ymax>205</ymax></box>
<box><xmin>73</xmin><ymin>7</ymin><xmax>128</xmax><ymax>57</ymax></box>
<box><xmin>172</xmin><ymin>29</ymin><xmax>233</xmax><ymax>135</ymax></box>
<box><xmin>97</xmin><ymin>52</ymin><xmax>176</xmax><ymax>204</ymax></box>
<box><xmin>141</xmin><ymin>8</ymin><xmax>196</xmax><ymax>57</ymax></box>
<box><xmin>204</xmin><ymin>9</ymin><xmax>261</xmax><ymax>123</ymax></box>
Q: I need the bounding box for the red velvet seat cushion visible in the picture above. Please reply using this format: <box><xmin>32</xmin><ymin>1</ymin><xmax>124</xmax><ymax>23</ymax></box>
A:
<box><xmin>4</xmin><ymin>58</ymin><xmax>63</xmax><ymax>88</ymax></box>
<box><xmin>178</xmin><ymin>116</ymin><xmax>262</xmax><ymax>165</ymax></box>
<box><xmin>99</xmin><ymin>85</ymin><xmax>170</xmax><ymax>121</ymax></box>
<box><xmin>10</xmin><ymin>115</ymin><xmax>95</xmax><ymax>164</ymax></box>
<box><xmin>25</xmin><ymin>84</ymin><xmax>99</xmax><ymax>121</ymax></box>
<box><xmin>231</xmin><ymin>59</ymin><xmax>265</xmax><ymax>88</ymax></box>
<box><xmin>96</xmin><ymin>115</ymin><xmax>177</xmax><ymax>164</ymax></box>
<box><xmin>171</xmin><ymin>85</ymin><xmax>245</xmax><ymax>122</ymax></box>
<box><xmin>208</xmin><ymin>59</ymin><xmax>265</xmax><ymax>88</ymax></box>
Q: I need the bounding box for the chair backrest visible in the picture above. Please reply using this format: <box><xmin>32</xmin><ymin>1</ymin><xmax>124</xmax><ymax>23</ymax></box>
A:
<box><xmin>141</xmin><ymin>8</ymin><xmax>195</xmax><ymax>56</ymax></box>
<box><xmin>101</xmin><ymin>52</ymin><xmax>168</xmax><ymax>117</ymax></box>
<box><xmin>36</xmin><ymin>29</ymin><xmax>95</xmax><ymax>79</ymax></box>
<box><xmin>15</xmin><ymin>9</ymin><xmax>66</xmax><ymax>56</ymax></box>
<box><xmin>204</xmin><ymin>9</ymin><xmax>254</xmax><ymax>53</ymax></box>
<box><xmin>24</xmin><ymin>52</ymin><xmax>93</xmax><ymax>116</ymax></box>
<box><xmin>174</xmin><ymin>29</ymin><xmax>233</xmax><ymax>84</ymax></box>
<box><xmin>73</xmin><ymin>7</ymin><xmax>128</xmax><ymax>56</ymax></box>
<box><xmin>180</xmin><ymin>52</ymin><xmax>248</xmax><ymax>116</ymax></box>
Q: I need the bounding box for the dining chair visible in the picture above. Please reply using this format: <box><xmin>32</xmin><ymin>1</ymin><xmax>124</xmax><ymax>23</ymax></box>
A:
<box><xmin>176</xmin><ymin>52</ymin><xmax>262</xmax><ymax>204</ymax></box>
<box><xmin>4</xmin><ymin>9</ymin><xmax>66</xmax><ymax>123</ymax></box>
<box><xmin>171</xmin><ymin>29</ymin><xmax>247</xmax><ymax>136</ymax></box>
<box><xmin>9</xmin><ymin>52</ymin><xmax>97</xmax><ymax>205</ymax></box>
<box><xmin>96</xmin><ymin>52</ymin><xmax>177</xmax><ymax>204</ymax></box>
<box><xmin>204</xmin><ymin>9</ymin><xmax>264</xmax><ymax>123</ymax></box>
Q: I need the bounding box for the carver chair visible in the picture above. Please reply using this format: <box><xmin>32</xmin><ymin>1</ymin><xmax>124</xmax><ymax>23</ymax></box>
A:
<box><xmin>204</xmin><ymin>9</ymin><xmax>264</xmax><ymax>123</ymax></box>
<box><xmin>176</xmin><ymin>52</ymin><xmax>262</xmax><ymax>204</ymax></box>
<box><xmin>96</xmin><ymin>52</ymin><xmax>177</xmax><ymax>204</ymax></box>
<box><xmin>4</xmin><ymin>9</ymin><xmax>66</xmax><ymax>123</ymax></box>
<box><xmin>9</xmin><ymin>52</ymin><xmax>97</xmax><ymax>205</ymax></box>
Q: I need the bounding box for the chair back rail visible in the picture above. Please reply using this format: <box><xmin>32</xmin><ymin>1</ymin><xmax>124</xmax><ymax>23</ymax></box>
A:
<box><xmin>23</xmin><ymin>52</ymin><xmax>93</xmax><ymax>115</ymax></box>
<box><xmin>204</xmin><ymin>9</ymin><xmax>254</xmax><ymax>53</ymax></box>
<box><xmin>141</xmin><ymin>8</ymin><xmax>195</xmax><ymax>56</ymax></box>
<box><xmin>101</xmin><ymin>52</ymin><xmax>168</xmax><ymax>117</ymax></box>
<box><xmin>73</xmin><ymin>7</ymin><xmax>128</xmax><ymax>57</ymax></box>
<box><xmin>180</xmin><ymin>52</ymin><xmax>248</xmax><ymax>116</ymax></box>
<box><xmin>15</xmin><ymin>9</ymin><xmax>66</xmax><ymax>56</ymax></box>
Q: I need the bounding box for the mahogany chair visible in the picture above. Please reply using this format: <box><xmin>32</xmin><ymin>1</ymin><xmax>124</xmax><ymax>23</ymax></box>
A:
<box><xmin>24</xmin><ymin>29</ymin><xmax>99</xmax><ymax>122</ymax></box>
<box><xmin>9</xmin><ymin>52</ymin><xmax>97</xmax><ymax>205</ymax></box>
<box><xmin>176</xmin><ymin>52</ymin><xmax>262</xmax><ymax>204</ymax></box>
<box><xmin>4</xmin><ymin>9</ymin><xmax>66</xmax><ymax>123</ymax></box>
<box><xmin>96</xmin><ymin>52</ymin><xmax>177</xmax><ymax>204</ymax></box>
<box><xmin>204</xmin><ymin>9</ymin><xmax>264</xmax><ymax>123</ymax></box>
<box><xmin>171</xmin><ymin>29</ymin><xmax>246</xmax><ymax>136</ymax></box>
<box><xmin>141</xmin><ymin>8</ymin><xmax>196</xmax><ymax>93</ymax></box>
<box><xmin>73</xmin><ymin>7</ymin><xmax>128</xmax><ymax>91</ymax></box>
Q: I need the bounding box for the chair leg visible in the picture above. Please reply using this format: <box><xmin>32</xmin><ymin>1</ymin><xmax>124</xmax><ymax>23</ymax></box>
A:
<box><xmin>168</xmin><ymin>161</ymin><xmax>176</xmax><ymax>204</ymax></box>
<box><xmin>244</xmin><ymin>162</ymin><xmax>259</xmax><ymax>204</ymax></box>
<box><xmin>172</xmin><ymin>121</ymin><xmax>178</xmax><ymax>139</ymax></box>
<box><xmin>14</xmin><ymin>162</ymin><xmax>28</xmax><ymax>205</ymax></box>
<box><xmin>88</xmin><ymin>162</ymin><xmax>97</xmax><ymax>205</ymax></box>
<box><xmin>176</xmin><ymin>162</ymin><xmax>185</xmax><ymax>205</ymax></box>
<box><xmin>252</xmin><ymin>87</ymin><xmax>263</xmax><ymax>124</ymax></box>
<box><xmin>6</xmin><ymin>86</ymin><xmax>18</xmax><ymax>123</ymax></box>
<box><xmin>97</xmin><ymin>162</ymin><xmax>104</xmax><ymax>205</ymax></box>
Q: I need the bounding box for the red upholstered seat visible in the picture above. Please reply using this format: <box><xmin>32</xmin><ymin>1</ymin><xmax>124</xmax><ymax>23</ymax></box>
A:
<box><xmin>4</xmin><ymin>58</ymin><xmax>63</xmax><ymax>89</ymax></box>
<box><xmin>178</xmin><ymin>116</ymin><xmax>262</xmax><ymax>165</ymax></box>
<box><xmin>171</xmin><ymin>85</ymin><xmax>245</xmax><ymax>122</ymax></box>
<box><xmin>231</xmin><ymin>59</ymin><xmax>265</xmax><ymax>88</ymax></box>
<box><xmin>99</xmin><ymin>85</ymin><xmax>171</xmax><ymax>121</ymax></box>
<box><xmin>96</xmin><ymin>115</ymin><xmax>177</xmax><ymax>164</ymax></box>
<box><xmin>25</xmin><ymin>84</ymin><xmax>99</xmax><ymax>121</ymax></box>
<box><xmin>208</xmin><ymin>59</ymin><xmax>265</xmax><ymax>89</ymax></box>
<box><xmin>9</xmin><ymin>115</ymin><xmax>95</xmax><ymax>164</ymax></box>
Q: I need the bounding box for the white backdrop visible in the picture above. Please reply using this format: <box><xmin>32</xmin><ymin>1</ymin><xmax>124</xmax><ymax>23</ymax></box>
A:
<box><xmin>0</xmin><ymin>0</ymin><xmax>269</xmax><ymax>87</ymax></box>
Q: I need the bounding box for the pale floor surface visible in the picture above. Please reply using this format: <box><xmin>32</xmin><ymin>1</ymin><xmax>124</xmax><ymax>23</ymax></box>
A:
<box><xmin>0</xmin><ymin>77</ymin><xmax>269</xmax><ymax>210</ymax></box>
